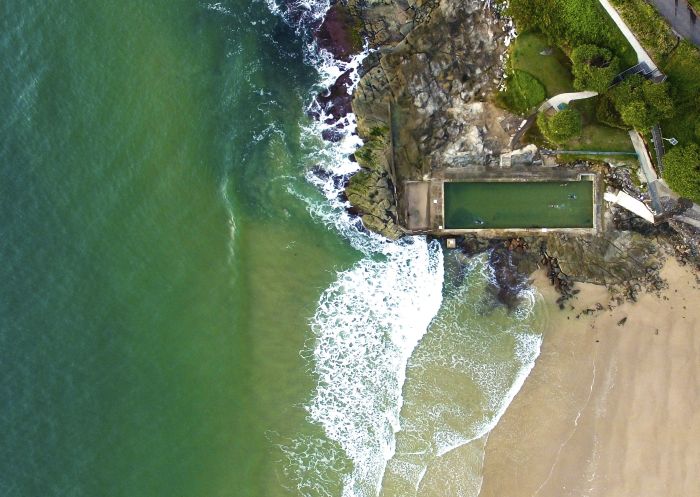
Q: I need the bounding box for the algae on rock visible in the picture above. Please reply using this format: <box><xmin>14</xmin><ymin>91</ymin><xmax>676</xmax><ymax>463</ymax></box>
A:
<box><xmin>345</xmin><ymin>127</ymin><xmax>403</xmax><ymax>239</ymax></box>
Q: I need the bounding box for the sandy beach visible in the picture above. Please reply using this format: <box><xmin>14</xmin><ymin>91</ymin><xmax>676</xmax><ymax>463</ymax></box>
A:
<box><xmin>479</xmin><ymin>257</ymin><xmax>700</xmax><ymax>497</ymax></box>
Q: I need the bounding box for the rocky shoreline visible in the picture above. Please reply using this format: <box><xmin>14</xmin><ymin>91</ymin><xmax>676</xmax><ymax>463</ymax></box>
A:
<box><xmin>308</xmin><ymin>0</ymin><xmax>700</xmax><ymax>306</ymax></box>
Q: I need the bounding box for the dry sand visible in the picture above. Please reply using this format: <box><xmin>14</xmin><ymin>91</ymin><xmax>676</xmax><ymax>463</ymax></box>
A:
<box><xmin>479</xmin><ymin>257</ymin><xmax>700</xmax><ymax>497</ymax></box>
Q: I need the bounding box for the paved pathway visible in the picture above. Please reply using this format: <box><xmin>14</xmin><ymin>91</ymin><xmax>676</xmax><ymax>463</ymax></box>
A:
<box><xmin>538</xmin><ymin>91</ymin><xmax>598</xmax><ymax>112</ymax></box>
<box><xmin>629</xmin><ymin>130</ymin><xmax>664</xmax><ymax>212</ymax></box>
<box><xmin>598</xmin><ymin>0</ymin><xmax>659</xmax><ymax>70</ymax></box>
<box><xmin>648</xmin><ymin>0</ymin><xmax>700</xmax><ymax>48</ymax></box>
<box><xmin>629</xmin><ymin>130</ymin><xmax>658</xmax><ymax>181</ymax></box>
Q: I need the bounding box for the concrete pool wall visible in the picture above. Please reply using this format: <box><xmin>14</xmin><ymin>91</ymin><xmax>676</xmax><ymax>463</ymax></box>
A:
<box><xmin>402</xmin><ymin>168</ymin><xmax>603</xmax><ymax>236</ymax></box>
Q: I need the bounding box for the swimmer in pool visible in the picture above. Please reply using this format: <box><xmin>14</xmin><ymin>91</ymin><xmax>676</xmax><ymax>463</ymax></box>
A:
<box><xmin>568</xmin><ymin>193</ymin><xmax>577</xmax><ymax>200</ymax></box>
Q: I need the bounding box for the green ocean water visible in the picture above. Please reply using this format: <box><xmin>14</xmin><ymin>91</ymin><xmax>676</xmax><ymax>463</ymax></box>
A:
<box><xmin>1</xmin><ymin>1</ymin><xmax>357</xmax><ymax>495</ymax></box>
<box><xmin>1</xmin><ymin>1</ymin><xmax>546</xmax><ymax>497</ymax></box>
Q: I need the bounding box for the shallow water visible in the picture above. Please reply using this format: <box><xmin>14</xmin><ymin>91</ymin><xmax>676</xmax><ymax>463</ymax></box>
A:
<box><xmin>1</xmin><ymin>1</ymin><xmax>546</xmax><ymax>496</ymax></box>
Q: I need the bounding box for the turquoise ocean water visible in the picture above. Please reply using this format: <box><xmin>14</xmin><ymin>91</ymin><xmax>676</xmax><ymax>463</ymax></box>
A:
<box><xmin>0</xmin><ymin>1</ymin><xmax>546</xmax><ymax>496</ymax></box>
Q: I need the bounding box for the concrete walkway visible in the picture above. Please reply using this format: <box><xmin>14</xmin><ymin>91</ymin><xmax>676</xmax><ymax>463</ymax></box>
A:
<box><xmin>598</xmin><ymin>0</ymin><xmax>659</xmax><ymax>70</ymax></box>
<box><xmin>629</xmin><ymin>130</ymin><xmax>664</xmax><ymax>212</ymax></box>
<box><xmin>538</xmin><ymin>91</ymin><xmax>598</xmax><ymax>112</ymax></box>
<box><xmin>629</xmin><ymin>130</ymin><xmax>658</xmax><ymax>181</ymax></box>
<box><xmin>648</xmin><ymin>0</ymin><xmax>700</xmax><ymax>48</ymax></box>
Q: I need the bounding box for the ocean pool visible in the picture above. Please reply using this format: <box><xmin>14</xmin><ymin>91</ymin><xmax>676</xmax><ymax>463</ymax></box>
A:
<box><xmin>444</xmin><ymin>180</ymin><xmax>594</xmax><ymax>229</ymax></box>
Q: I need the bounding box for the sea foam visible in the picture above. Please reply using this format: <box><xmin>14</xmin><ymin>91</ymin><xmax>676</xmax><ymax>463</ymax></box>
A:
<box><xmin>265</xmin><ymin>1</ymin><xmax>543</xmax><ymax>496</ymax></box>
<box><xmin>263</xmin><ymin>3</ymin><xmax>447</xmax><ymax>495</ymax></box>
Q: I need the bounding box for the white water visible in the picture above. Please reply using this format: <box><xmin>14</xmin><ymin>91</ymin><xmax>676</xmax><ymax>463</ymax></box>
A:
<box><xmin>379</xmin><ymin>253</ymin><xmax>542</xmax><ymax>497</ymax></box>
<box><xmin>309</xmin><ymin>239</ymin><xmax>444</xmax><ymax>497</ymax></box>
<box><xmin>265</xmin><ymin>1</ymin><xmax>546</xmax><ymax>496</ymax></box>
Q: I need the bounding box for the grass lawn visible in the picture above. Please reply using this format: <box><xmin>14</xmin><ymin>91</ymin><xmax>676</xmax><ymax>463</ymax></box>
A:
<box><xmin>563</xmin><ymin>123</ymin><xmax>635</xmax><ymax>151</ymax></box>
<box><xmin>532</xmin><ymin>97</ymin><xmax>635</xmax><ymax>151</ymax></box>
<box><xmin>567</xmin><ymin>98</ymin><xmax>633</xmax><ymax>151</ymax></box>
<box><xmin>557</xmin><ymin>153</ymin><xmax>640</xmax><ymax>168</ymax></box>
<box><xmin>510</xmin><ymin>32</ymin><xmax>574</xmax><ymax>97</ymax></box>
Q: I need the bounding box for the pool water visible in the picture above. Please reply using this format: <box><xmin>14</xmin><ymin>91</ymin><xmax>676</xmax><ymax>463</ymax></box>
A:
<box><xmin>444</xmin><ymin>181</ymin><xmax>594</xmax><ymax>229</ymax></box>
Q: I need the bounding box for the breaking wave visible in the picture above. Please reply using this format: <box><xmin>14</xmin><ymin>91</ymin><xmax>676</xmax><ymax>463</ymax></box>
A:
<box><xmin>264</xmin><ymin>1</ymin><xmax>545</xmax><ymax>496</ymax></box>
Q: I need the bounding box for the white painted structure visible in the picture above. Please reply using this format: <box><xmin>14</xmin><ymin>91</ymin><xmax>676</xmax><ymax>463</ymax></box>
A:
<box><xmin>539</xmin><ymin>91</ymin><xmax>598</xmax><ymax>112</ymax></box>
<box><xmin>604</xmin><ymin>190</ymin><xmax>656</xmax><ymax>223</ymax></box>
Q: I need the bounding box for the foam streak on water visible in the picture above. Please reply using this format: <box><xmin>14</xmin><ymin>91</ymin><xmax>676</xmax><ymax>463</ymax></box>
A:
<box><xmin>380</xmin><ymin>253</ymin><xmax>543</xmax><ymax>497</ymax></box>
<box><xmin>265</xmin><ymin>2</ymin><xmax>544</xmax><ymax>496</ymax></box>
<box><xmin>309</xmin><ymin>239</ymin><xmax>444</xmax><ymax>497</ymax></box>
<box><xmin>262</xmin><ymin>2</ymin><xmax>448</xmax><ymax>495</ymax></box>
<box><xmin>285</xmin><ymin>69</ymin><xmax>447</xmax><ymax>496</ymax></box>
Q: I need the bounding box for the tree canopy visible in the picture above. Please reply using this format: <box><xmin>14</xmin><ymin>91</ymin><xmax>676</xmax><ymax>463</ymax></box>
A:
<box><xmin>663</xmin><ymin>144</ymin><xmax>700</xmax><ymax>202</ymax></box>
<box><xmin>571</xmin><ymin>44</ymin><xmax>620</xmax><ymax>93</ymax></box>
<box><xmin>609</xmin><ymin>75</ymin><xmax>674</xmax><ymax>131</ymax></box>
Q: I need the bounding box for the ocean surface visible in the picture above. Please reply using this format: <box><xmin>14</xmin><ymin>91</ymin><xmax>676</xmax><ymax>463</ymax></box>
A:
<box><xmin>0</xmin><ymin>1</ymin><xmax>545</xmax><ymax>496</ymax></box>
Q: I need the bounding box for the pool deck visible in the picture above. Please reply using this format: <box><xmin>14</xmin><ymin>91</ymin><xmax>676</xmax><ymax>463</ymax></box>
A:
<box><xmin>401</xmin><ymin>167</ymin><xmax>603</xmax><ymax>236</ymax></box>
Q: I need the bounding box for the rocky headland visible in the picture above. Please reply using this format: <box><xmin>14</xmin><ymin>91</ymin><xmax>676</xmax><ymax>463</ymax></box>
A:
<box><xmin>310</xmin><ymin>0</ymin><xmax>700</xmax><ymax>305</ymax></box>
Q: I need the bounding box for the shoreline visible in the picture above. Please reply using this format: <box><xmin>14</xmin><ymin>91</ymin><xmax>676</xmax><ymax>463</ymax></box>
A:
<box><xmin>478</xmin><ymin>257</ymin><xmax>700</xmax><ymax>496</ymax></box>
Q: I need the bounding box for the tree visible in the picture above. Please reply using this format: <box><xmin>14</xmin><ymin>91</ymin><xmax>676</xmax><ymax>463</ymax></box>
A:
<box><xmin>642</xmin><ymin>82</ymin><xmax>674</xmax><ymax>120</ymax></box>
<box><xmin>663</xmin><ymin>144</ymin><xmax>700</xmax><ymax>202</ymax></box>
<box><xmin>609</xmin><ymin>76</ymin><xmax>675</xmax><ymax>131</ymax></box>
<box><xmin>620</xmin><ymin>101</ymin><xmax>652</xmax><ymax>131</ymax></box>
<box><xmin>538</xmin><ymin>108</ymin><xmax>582</xmax><ymax>144</ymax></box>
<box><xmin>571</xmin><ymin>44</ymin><xmax>620</xmax><ymax>93</ymax></box>
<box><xmin>610</xmin><ymin>74</ymin><xmax>645</xmax><ymax>108</ymax></box>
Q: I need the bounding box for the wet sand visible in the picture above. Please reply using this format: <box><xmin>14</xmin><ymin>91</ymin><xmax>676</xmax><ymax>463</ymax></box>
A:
<box><xmin>479</xmin><ymin>257</ymin><xmax>700</xmax><ymax>497</ymax></box>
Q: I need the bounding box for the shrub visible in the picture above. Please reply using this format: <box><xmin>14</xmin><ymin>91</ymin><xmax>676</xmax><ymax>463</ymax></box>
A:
<box><xmin>497</xmin><ymin>70</ymin><xmax>546</xmax><ymax>114</ymax></box>
<box><xmin>571</xmin><ymin>44</ymin><xmax>620</xmax><ymax>92</ymax></box>
<box><xmin>538</xmin><ymin>108</ymin><xmax>583</xmax><ymax>144</ymax></box>
<box><xmin>663</xmin><ymin>144</ymin><xmax>700</xmax><ymax>202</ymax></box>
<box><xmin>660</xmin><ymin>42</ymin><xmax>700</xmax><ymax>144</ymax></box>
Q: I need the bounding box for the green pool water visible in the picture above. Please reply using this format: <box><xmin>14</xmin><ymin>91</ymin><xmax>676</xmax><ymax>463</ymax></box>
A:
<box><xmin>444</xmin><ymin>180</ymin><xmax>594</xmax><ymax>229</ymax></box>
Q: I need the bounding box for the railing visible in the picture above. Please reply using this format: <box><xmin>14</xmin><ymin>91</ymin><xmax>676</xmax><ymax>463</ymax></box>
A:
<box><xmin>611</xmin><ymin>62</ymin><xmax>650</xmax><ymax>85</ymax></box>
<box><xmin>610</xmin><ymin>62</ymin><xmax>666</xmax><ymax>86</ymax></box>
<box><xmin>651</xmin><ymin>124</ymin><xmax>665</xmax><ymax>175</ymax></box>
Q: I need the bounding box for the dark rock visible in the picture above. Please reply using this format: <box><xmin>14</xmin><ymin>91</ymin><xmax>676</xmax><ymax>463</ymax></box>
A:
<box><xmin>488</xmin><ymin>246</ymin><xmax>531</xmax><ymax>310</ymax></box>
<box><xmin>321</xmin><ymin>128</ymin><xmax>345</xmax><ymax>142</ymax></box>
<box><xmin>314</xmin><ymin>3</ymin><xmax>363</xmax><ymax>62</ymax></box>
<box><xmin>313</xmin><ymin>69</ymin><xmax>354</xmax><ymax>124</ymax></box>
<box><xmin>458</xmin><ymin>235</ymin><xmax>493</xmax><ymax>256</ymax></box>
